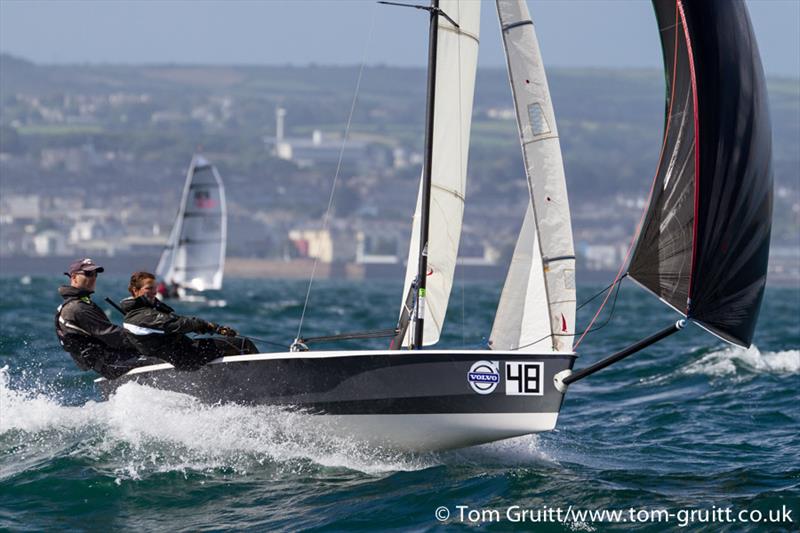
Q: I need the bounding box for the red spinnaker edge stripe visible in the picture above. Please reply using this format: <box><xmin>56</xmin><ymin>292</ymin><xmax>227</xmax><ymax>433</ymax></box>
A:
<box><xmin>677</xmin><ymin>0</ymin><xmax>700</xmax><ymax>315</ymax></box>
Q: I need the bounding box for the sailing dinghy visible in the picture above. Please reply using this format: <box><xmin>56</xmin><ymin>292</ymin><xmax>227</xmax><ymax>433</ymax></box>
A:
<box><xmin>98</xmin><ymin>0</ymin><xmax>772</xmax><ymax>452</ymax></box>
<box><xmin>156</xmin><ymin>155</ymin><xmax>228</xmax><ymax>304</ymax></box>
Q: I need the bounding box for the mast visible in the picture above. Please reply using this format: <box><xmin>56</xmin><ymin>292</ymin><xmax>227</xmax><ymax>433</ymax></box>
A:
<box><xmin>392</xmin><ymin>0</ymin><xmax>478</xmax><ymax>349</ymax></box>
<box><xmin>413</xmin><ymin>0</ymin><xmax>440</xmax><ymax>350</ymax></box>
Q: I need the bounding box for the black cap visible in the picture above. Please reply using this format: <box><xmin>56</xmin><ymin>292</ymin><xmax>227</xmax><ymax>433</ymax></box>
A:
<box><xmin>65</xmin><ymin>258</ymin><xmax>105</xmax><ymax>276</ymax></box>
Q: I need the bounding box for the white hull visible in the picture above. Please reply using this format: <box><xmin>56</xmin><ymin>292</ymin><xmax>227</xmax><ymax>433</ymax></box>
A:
<box><xmin>318</xmin><ymin>412</ymin><xmax>559</xmax><ymax>452</ymax></box>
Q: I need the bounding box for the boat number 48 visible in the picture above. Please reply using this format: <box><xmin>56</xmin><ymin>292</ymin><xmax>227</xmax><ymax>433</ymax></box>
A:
<box><xmin>468</xmin><ymin>361</ymin><xmax>543</xmax><ymax>396</ymax></box>
<box><xmin>505</xmin><ymin>362</ymin><xmax>543</xmax><ymax>396</ymax></box>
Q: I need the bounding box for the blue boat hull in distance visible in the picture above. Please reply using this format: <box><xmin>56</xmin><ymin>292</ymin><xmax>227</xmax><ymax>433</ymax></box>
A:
<box><xmin>96</xmin><ymin>350</ymin><xmax>575</xmax><ymax>451</ymax></box>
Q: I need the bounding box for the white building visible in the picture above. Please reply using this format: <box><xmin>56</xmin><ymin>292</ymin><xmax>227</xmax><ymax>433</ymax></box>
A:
<box><xmin>33</xmin><ymin>230</ymin><xmax>68</xmax><ymax>256</ymax></box>
<box><xmin>288</xmin><ymin>223</ymin><xmax>358</xmax><ymax>263</ymax></box>
<box><xmin>266</xmin><ymin>107</ymin><xmax>372</xmax><ymax>169</ymax></box>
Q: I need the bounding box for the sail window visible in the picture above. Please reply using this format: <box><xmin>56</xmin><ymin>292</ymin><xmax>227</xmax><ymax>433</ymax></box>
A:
<box><xmin>527</xmin><ymin>103</ymin><xmax>551</xmax><ymax>136</ymax></box>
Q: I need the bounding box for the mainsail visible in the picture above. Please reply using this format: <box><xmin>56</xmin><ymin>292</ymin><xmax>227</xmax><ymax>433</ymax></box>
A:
<box><xmin>156</xmin><ymin>155</ymin><xmax>227</xmax><ymax>292</ymax></box>
<box><xmin>399</xmin><ymin>0</ymin><xmax>480</xmax><ymax>347</ymax></box>
<box><xmin>628</xmin><ymin>0</ymin><xmax>772</xmax><ymax>347</ymax></box>
<box><xmin>490</xmin><ymin>0</ymin><xmax>576</xmax><ymax>352</ymax></box>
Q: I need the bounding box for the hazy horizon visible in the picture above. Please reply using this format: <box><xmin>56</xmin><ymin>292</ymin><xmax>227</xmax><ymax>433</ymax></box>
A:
<box><xmin>1</xmin><ymin>0</ymin><xmax>798</xmax><ymax>79</ymax></box>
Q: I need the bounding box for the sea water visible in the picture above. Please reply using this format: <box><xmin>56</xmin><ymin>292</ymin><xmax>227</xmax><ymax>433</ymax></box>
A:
<box><xmin>1</xmin><ymin>277</ymin><xmax>797</xmax><ymax>531</ymax></box>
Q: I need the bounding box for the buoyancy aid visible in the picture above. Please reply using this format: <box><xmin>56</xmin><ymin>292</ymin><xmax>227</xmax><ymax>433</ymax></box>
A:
<box><xmin>55</xmin><ymin>297</ymin><xmax>106</xmax><ymax>371</ymax></box>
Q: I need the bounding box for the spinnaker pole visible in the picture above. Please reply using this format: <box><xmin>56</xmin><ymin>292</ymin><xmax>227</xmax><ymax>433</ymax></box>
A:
<box><xmin>559</xmin><ymin>319</ymin><xmax>686</xmax><ymax>386</ymax></box>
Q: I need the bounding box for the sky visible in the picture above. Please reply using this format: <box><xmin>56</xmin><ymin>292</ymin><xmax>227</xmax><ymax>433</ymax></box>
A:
<box><xmin>0</xmin><ymin>0</ymin><xmax>798</xmax><ymax>78</ymax></box>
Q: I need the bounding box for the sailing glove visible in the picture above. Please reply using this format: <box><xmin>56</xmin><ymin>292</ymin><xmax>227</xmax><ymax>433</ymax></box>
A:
<box><xmin>204</xmin><ymin>321</ymin><xmax>219</xmax><ymax>334</ymax></box>
<box><xmin>216</xmin><ymin>326</ymin><xmax>238</xmax><ymax>337</ymax></box>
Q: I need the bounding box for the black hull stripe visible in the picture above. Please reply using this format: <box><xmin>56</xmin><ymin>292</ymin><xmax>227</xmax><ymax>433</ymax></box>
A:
<box><xmin>99</xmin><ymin>352</ymin><xmax>575</xmax><ymax>415</ymax></box>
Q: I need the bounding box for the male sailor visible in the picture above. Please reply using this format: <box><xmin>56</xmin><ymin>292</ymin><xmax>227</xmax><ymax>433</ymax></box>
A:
<box><xmin>121</xmin><ymin>271</ymin><xmax>259</xmax><ymax>370</ymax></box>
<box><xmin>55</xmin><ymin>258</ymin><xmax>152</xmax><ymax>379</ymax></box>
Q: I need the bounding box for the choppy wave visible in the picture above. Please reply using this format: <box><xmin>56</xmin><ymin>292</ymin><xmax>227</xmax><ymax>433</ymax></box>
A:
<box><xmin>0</xmin><ymin>371</ymin><xmax>546</xmax><ymax>483</ymax></box>
<box><xmin>684</xmin><ymin>345</ymin><xmax>800</xmax><ymax>377</ymax></box>
<box><xmin>0</xmin><ymin>368</ymin><xmax>441</xmax><ymax>482</ymax></box>
<box><xmin>1</xmin><ymin>278</ymin><xmax>797</xmax><ymax>530</ymax></box>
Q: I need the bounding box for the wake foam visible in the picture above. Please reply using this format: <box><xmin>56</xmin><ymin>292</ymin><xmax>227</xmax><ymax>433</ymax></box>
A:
<box><xmin>0</xmin><ymin>368</ymin><xmax>436</xmax><ymax>481</ymax></box>
<box><xmin>100</xmin><ymin>383</ymin><xmax>441</xmax><ymax>476</ymax></box>
<box><xmin>0</xmin><ymin>366</ymin><xmax>96</xmax><ymax>434</ymax></box>
<box><xmin>684</xmin><ymin>345</ymin><xmax>800</xmax><ymax>377</ymax></box>
<box><xmin>1</xmin><ymin>367</ymin><xmax>558</xmax><ymax>481</ymax></box>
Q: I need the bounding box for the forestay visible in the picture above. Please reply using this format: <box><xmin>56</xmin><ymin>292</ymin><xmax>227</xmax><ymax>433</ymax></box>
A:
<box><xmin>400</xmin><ymin>0</ymin><xmax>480</xmax><ymax>347</ymax></box>
<box><xmin>156</xmin><ymin>155</ymin><xmax>227</xmax><ymax>292</ymax></box>
<box><xmin>490</xmin><ymin>0</ymin><xmax>576</xmax><ymax>352</ymax></box>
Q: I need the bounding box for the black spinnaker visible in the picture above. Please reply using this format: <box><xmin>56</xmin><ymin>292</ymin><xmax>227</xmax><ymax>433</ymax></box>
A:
<box><xmin>627</xmin><ymin>0</ymin><xmax>772</xmax><ymax>348</ymax></box>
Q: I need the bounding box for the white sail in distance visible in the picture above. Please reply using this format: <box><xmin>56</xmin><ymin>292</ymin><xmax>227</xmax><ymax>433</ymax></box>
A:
<box><xmin>400</xmin><ymin>0</ymin><xmax>480</xmax><ymax>347</ymax></box>
<box><xmin>491</xmin><ymin>0</ymin><xmax>576</xmax><ymax>352</ymax></box>
<box><xmin>156</xmin><ymin>155</ymin><xmax>227</xmax><ymax>292</ymax></box>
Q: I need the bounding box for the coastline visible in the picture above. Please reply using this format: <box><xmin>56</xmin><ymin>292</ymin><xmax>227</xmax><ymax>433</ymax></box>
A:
<box><xmin>2</xmin><ymin>255</ymin><xmax>797</xmax><ymax>287</ymax></box>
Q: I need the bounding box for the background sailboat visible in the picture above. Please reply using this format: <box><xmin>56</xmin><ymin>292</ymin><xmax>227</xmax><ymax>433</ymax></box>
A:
<box><xmin>156</xmin><ymin>155</ymin><xmax>228</xmax><ymax>302</ymax></box>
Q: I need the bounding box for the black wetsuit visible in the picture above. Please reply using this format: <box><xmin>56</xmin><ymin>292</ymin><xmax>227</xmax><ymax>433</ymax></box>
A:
<box><xmin>119</xmin><ymin>296</ymin><xmax>258</xmax><ymax>370</ymax></box>
<box><xmin>55</xmin><ymin>286</ymin><xmax>152</xmax><ymax>379</ymax></box>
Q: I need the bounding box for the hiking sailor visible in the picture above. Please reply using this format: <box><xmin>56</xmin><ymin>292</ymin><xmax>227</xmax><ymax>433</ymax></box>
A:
<box><xmin>55</xmin><ymin>258</ymin><xmax>152</xmax><ymax>379</ymax></box>
<box><xmin>120</xmin><ymin>271</ymin><xmax>258</xmax><ymax>370</ymax></box>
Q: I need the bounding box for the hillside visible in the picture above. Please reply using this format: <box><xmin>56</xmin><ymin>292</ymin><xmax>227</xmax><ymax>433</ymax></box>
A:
<box><xmin>1</xmin><ymin>54</ymin><xmax>798</xmax><ymax>245</ymax></box>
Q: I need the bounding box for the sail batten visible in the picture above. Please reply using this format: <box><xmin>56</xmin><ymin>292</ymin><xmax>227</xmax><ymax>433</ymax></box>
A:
<box><xmin>156</xmin><ymin>155</ymin><xmax>227</xmax><ymax>292</ymax></box>
<box><xmin>490</xmin><ymin>0</ymin><xmax>576</xmax><ymax>353</ymax></box>
<box><xmin>628</xmin><ymin>0</ymin><xmax>772</xmax><ymax>347</ymax></box>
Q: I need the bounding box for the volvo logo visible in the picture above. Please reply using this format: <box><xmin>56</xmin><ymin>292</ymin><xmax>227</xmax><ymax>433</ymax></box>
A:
<box><xmin>467</xmin><ymin>360</ymin><xmax>500</xmax><ymax>395</ymax></box>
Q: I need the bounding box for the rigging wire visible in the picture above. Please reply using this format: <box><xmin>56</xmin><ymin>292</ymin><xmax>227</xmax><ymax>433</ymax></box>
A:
<box><xmin>577</xmin><ymin>273</ymin><xmax>627</xmax><ymax>311</ymax></box>
<box><xmin>294</xmin><ymin>4</ymin><xmax>378</xmax><ymax>342</ymax></box>
<box><xmin>573</xmin><ymin>219</ymin><xmax>647</xmax><ymax>349</ymax></box>
<box><xmin>573</xmin><ymin>260</ymin><xmax>630</xmax><ymax>350</ymax></box>
<box><xmin>512</xmin><ymin>275</ymin><xmax>626</xmax><ymax>351</ymax></box>
<box><xmin>579</xmin><ymin>276</ymin><xmax>625</xmax><ymax>335</ymax></box>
